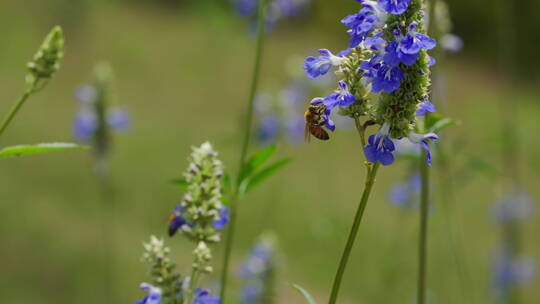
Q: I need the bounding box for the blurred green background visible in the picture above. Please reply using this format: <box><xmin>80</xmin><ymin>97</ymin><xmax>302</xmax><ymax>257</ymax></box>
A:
<box><xmin>0</xmin><ymin>0</ymin><xmax>539</xmax><ymax>303</ymax></box>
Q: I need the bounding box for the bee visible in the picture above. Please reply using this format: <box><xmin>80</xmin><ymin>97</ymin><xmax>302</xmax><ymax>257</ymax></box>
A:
<box><xmin>304</xmin><ymin>103</ymin><xmax>330</xmax><ymax>141</ymax></box>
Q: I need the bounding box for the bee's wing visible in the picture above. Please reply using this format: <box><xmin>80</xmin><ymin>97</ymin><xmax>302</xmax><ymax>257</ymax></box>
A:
<box><xmin>304</xmin><ymin>123</ymin><xmax>311</xmax><ymax>143</ymax></box>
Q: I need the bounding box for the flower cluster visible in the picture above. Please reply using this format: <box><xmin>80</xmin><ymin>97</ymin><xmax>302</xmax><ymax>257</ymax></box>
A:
<box><xmin>233</xmin><ymin>0</ymin><xmax>311</xmax><ymax>28</ymax></box>
<box><xmin>238</xmin><ymin>234</ymin><xmax>278</xmax><ymax>304</ymax></box>
<box><xmin>167</xmin><ymin>142</ymin><xmax>229</xmax><ymax>243</ymax></box>
<box><xmin>139</xmin><ymin>236</ymin><xmax>182</xmax><ymax>303</ymax></box>
<box><xmin>136</xmin><ymin>236</ymin><xmax>221</xmax><ymax>304</ymax></box>
<box><xmin>303</xmin><ymin>0</ymin><xmax>439</xmax><ymax>166</ymax></box>
<box><xmin>26</xmin><ymin>26</ymin><xmax>64</xmax><ymax>87</ymax></box>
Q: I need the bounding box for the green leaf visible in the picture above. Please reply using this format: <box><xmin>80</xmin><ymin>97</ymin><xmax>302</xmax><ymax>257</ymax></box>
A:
<box><xmin>430</xmin><ymin>118</ymin><xmax>458</xmax><ymax>133</ymax></box>
<box><xmin>425</xmin><ymin>113</ymin><xmax>443</xmax><ymax>130</ymax></box>
<box><xmin>0</xmin><ymin>143</ymin><xmax>87</xmax><ymax>159</ymax></box>
<box><xmin>170</xmin><ymin>178</ymin><xmax>189</xmax><ymax>188</ymax></box>
<box><xmin>291</xmin><ymin>284</ymin><xmax>316</xmax><ymax>304</ymax></box>
<box><xmin>238</xmin><ymin>144</ymin><xmax>277</xmax><ymax>183</ymax></box>
<box><xmin>239</xmin><ymin>157</ymin><xmax>292</xmax><ymax>195</ymax></box>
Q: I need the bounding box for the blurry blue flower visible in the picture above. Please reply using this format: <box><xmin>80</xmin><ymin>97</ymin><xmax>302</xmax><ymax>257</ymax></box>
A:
<box><xmin>213</xmin><ymin>206</ymin><xmax>230</xmax><ymax>230</ymax></box>
<box><xmin>416</xmin><ymin>100</ymin><xmax>436</xmax><ymax>116</ymax></box>
<box><xmin>379</xmin><ymin>0</ymin><xmax>410</xmax><ymax>15</ymax></box>
<box><xmin>107</xmin><ymin>108</ymin><xmax>131</xmax><ymax>131</ymax></box>
<box><xmin>364</xmin><ymin>123</ymin><xmax>396</xmax><ymax>166</ymax></box>
<box><xmin>493</xmin><ymin>191</ymin><xmax>534</xmax><ymax>224</ymax></box>
<box><xmin>238</xmin><ymin>243</ymin><xmax>272</xmax><ymax>279</ymax></box>
<box><xmin>168</xmin><ymin>205</ymin><xmax>188</xmax><ymax>237</ymax></box>
<box><xmin>285</xmin><ymin>116</ymin><xmax>305</xmax><ymax>145</ymax></box>
<box><xmin>390</xmin><ymin>174</ymin><xmax>421</xmax><ymax>207</ymax></box>
<box><xmin>493</xmin><ymin>252</ymin><xmax>536</xmax><ymax>298</ymax></box>
<box><xmin>73</xmin><ymin>109</ymin><xmax>98</xmax><ymax>140</ymax></box>
<box><xmin>371</xmin><ymin>64</ymin><xmax>404</xmax><ymax>93</ymax></box>
<box><xmin>135</xmin><ymin>283</ymin><xmax>162</xmax><ymax>304</ymax></box>
<box><xmin>408</xmin><ymin>132</ymin><xmax>438</xmax><ymax>165</ymax></box>
<box><xmin>234</xmin><ymin>0</ymin><xmax>257</xmax><ymax>17</ymax></box>
<box><xmin>304</xmin><ymin>49</ymin><xmax>345</xmax><ymax>79</ymax></box>
<box><xmin>400</xmin><ymin>23</ymin><xmax>436</xmax><ymax>55</ymax></box>
<box><xmin>194</xmin><ymin>288</ymin><xmax>221</xmax><ymax>304</ymax></box>
<box><xmin>241</xmin><ymin>283</ymin><xmax>263</xmax><ymax>304</ymax></box>
<box><xmin>342</xmin><ymin>1</ymin><xmax>387</xmax><ymax>48</ymax></box>
<box><xmin>441</xmin><ymin>34</ymin><xmax>463</xmax><ymax>53</ymax></box>
<box><xmin>74</xmin><ymin>84</ymin><xmax>97</xmax><ymax>104</ymax></box>
<box><xmin>257</xmin><ymin>115</ymin><xmax>280</xmax><ymax>144</ymax></box>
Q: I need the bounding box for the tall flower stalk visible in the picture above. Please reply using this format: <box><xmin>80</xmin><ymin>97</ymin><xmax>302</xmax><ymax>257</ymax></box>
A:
<box><xmin>300</xmin><ymin>1</ymin><xmax>439</xmax><ymax>303</ymax></box>
<box><xmin>0</xmin><ymin>26</ymin><xmax>64</xmax><ymax>138</ymax></box>
<box><xmin>72</xmin><ymin>62</ymin><xmax>130</xmax><ymax>301</ymax></box>
<box><xmin>136</xmin><ymin>142</ymin><xmax>228</xmax><ymax>304</ymax></box>
<box><xmin>220</xmin><ymin>0</ymin><xmax>269</xmax><ymax>301</ymax></box>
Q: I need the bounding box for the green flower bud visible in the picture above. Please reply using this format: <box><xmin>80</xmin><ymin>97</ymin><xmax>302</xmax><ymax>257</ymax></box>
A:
<box><xmin>26</xmin><ymin>26</ymin><xmax>64</xmax><ymax>86</ymax></box>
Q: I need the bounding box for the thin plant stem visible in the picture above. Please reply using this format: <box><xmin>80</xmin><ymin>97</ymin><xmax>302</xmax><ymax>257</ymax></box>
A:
<box><xmin>0</xmin><ymin>82</ymin><xmax>37</xmax><ymax>138</ymax></box>
<box><xmin>328</xmin><ymin>161</ymin><xmax>380</xmax><ymax>304</ymax></box>
<box><xmin>219</xmin><ymin>0</ymin><xmax>268</xmax><ymax>301</ymax></box>
<box><xmin>184</xmin><ymin>267</ymin><xmax>200</xmax><ymax>304</ymax></box>
<box><xmin>417</xmin><ymin>149</ymin><xmax>430</xmax><ymax>304</ymax></box>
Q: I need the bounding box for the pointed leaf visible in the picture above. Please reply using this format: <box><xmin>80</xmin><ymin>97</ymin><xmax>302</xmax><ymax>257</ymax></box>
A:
<box><xmin>0</xmin><ymin>143</ymin><xmax>87</xmax><ymax>159</ymax></box>
<box><xmin>430</xmin><ymin>118</ymin><xmax>458</xmax><ymax>133</ymax></box>
<box><xmin>239</xmin><ymin>158</ymin><xmax>292</xmax><ymax>195</ymax></box>
<box><xmin>291</xmin><ymin>284</ymin><xmax>316</xmax><ymax>304</ymax></box>
<box><xmin>238</xmin><ymin>144</ymin><xmax>277</xmax><ymax>183</ymax></box>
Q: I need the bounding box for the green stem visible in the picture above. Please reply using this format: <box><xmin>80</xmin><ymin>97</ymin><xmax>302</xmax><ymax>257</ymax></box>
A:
<box><xmin>219</xmin><ymin>0</ymin><xmax>268</xmax><ymax>301</ymax></box>
<box><xmin>417</xmin><ymin>150</ymin><xmax>430</xmax><ymax>304</ymax></box>
<box><xmin>328</xmin><ymin>161</ymin><xmax>380</xmax><ymax>304</ymax></box>
<box><xmin>0</xmin><ymin>83</ymin><xmax>37</xmax><ymax>138</ymax></box>
<box><xmin>184</xmin><ymin>267</ymin><xmax>200</xmax><ymax>304</ymax></box>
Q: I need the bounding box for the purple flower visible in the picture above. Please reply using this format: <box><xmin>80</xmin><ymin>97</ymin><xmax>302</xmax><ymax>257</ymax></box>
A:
<box><xmin>107</xmin><ymin>108</ymin><xmax>131</xmax><ymax>131</ymax></box>
<box><xmin>364</xmin><ymin>123</ymin><xmax>396</xmax><ymax>166</ymax></box>
<box><xmin>213</xmin><ymin>205</ymin><xmax>229</xmax><ymax>230</ymax></box>
<box><xmin>379</xmin><ymin>0</ymin><xmax>411</xmax><ymax>15</ymax></box>
<box><xmin>73</xmin><ymin>109</ymin><xmax>98</xmax><ymax>140</ymax></box>
<box><xmin>304</xmin><ymin>49</ymin><xmax>344</xmax><ymax>79</ymax></box>
<box><xmin>135</xmin><ymin>283</ymin><xmax>162</xmax><ymax>304</ymax></box>
<box><xmin>194</xmin><ymin>288</ymin><xmax>220</xmax><ymax>304</ymax></box>
<box><xmin>257</xmin><ymin>115</ymin><xmax>280</xmax><ymax>144</ymax></box>
<box><xmin>408</xmin><ymin>132</ymin><xmax>438</xmax><ymax>165</ymax></box>
<box><xmin>285</xmin><ymin>116</ymin><xmax>305</xmax><ymax>145</ymax></box>
<box><xmin>416</xmin><ymin>100</ymin><xmax>436</xmax><ymax>116</ymax></box>
<box><xmin>492</xmin><ymin>191</ymin><xmax>534</xmax><ymax>224</ymax></box>
<box><xmin>390</xmin><ymin>174</ymin><xmax>421</xmax><ymax>207</ymax></box>
<box><xmin>168</xmin><ymin>205</ymin><xmax>188</xmax><ymax>237</ymax></box>
<box><xmin>441</xmin><ymin>34</ymin><xmax>463</xmax><ymax>53</ymax></box>
<box><xmin>383</xmin><ymin>40</ymin><xmax>419</xmax><ymax>67</ymax></box>
<box><xmin>400</xmin><ymin>23</ymin><xmax>436</xmax><ymax>55</ymax></box>
<box><xmin>372</xmin><ymin>65</ymin><xmax>405</xmax><ymax>93</ymax></box>
<box><xmin>493</xmin><ymin>252</ymin><xmax>536</xmax><ymax>298</ymax></box>
<box><xmin>74</xmin><ymin>84</ymin><xmax>97</xmax><ymax>104</ymax></box>
<box><xmin>322</xmin><ymin>81</ymin><xmax>356</xmax><ymax>110</ymax></box>
<box><xmin>342</xmin><ymin>1</ymin><xmax>387</xmax><ymax>47</ymax></box>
